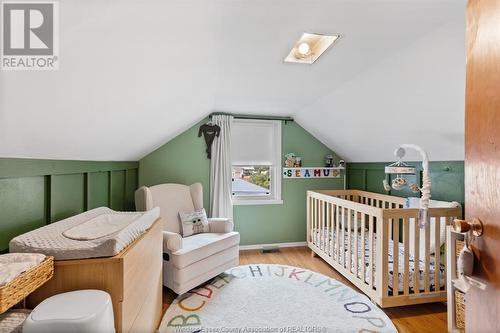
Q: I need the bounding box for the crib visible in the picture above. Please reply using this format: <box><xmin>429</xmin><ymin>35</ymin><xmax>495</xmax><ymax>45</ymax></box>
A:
<box><xmin>306</xmin><ymin>189</ymin><xmax>462</xmax><ymax>308</ymax></box>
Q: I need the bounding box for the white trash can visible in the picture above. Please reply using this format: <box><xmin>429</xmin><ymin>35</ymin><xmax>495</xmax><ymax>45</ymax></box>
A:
<box><xmin>23</xmin><ymin>290</ymin><xmax>115</xmax><ymax>333</ymax></box>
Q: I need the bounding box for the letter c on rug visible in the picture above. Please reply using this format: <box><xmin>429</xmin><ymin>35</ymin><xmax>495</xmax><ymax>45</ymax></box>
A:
<box><xmin>178</xmin><ymin>294</ymin><xmax>206</xmax><ymax>312</ymax></box>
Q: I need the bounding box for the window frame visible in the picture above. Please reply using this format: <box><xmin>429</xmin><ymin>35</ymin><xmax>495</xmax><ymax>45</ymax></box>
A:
<box><xmin>231</xmin><ymin>119</ymin><xmax>282</xmax><ymax>206</ymax></box>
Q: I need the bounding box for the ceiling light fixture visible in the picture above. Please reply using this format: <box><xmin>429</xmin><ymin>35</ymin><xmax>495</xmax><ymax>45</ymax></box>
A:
<box><xmin>285</xmin><ymin>32</ymin><xmax>341</xmax><ymax>65</ymax></box>
<box><xmin>297</xmin><ymin>42</ymin><xmax>311</xmax><ymax>56</ymax></box>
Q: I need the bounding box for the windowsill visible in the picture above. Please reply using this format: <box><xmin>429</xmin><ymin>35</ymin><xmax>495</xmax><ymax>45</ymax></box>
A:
<box><xmin>232</xmin><ymin>199</ymin><xmax>284</xmax><ymax>206</ymax></box>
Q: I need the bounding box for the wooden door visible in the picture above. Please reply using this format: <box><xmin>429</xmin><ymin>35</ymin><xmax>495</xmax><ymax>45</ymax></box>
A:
<box><xmin>465</xmin><ymin>0</ymin><xmax>500</xmax><ymax>331</ymax></box>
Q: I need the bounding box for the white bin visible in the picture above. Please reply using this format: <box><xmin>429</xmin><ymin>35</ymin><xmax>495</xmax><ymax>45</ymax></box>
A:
<box><xmin>23</xmin><ymin>290</ymin><xmax>115</xmax><ymax>333</ymax></box>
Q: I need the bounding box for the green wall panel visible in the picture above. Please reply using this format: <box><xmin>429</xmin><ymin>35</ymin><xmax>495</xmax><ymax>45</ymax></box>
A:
<box><xmin>125</xmin><ymin>169</ymin><xmax>138</xmax><ymax>210</ymax></box>
<box><xmin>347</xmin><ymin>169</ymin><xmax>365</xmax><ymax>190</ymax></box>
<box><xmin>139</xmin><ymin>119</ymin><xmax>345</xmax><ymax>246</ymax></box>
<box><xmin>366</xmin><ymin>169</ymin><xmax>387</xmax><ymax>193</ymax></box>
<box><xmin>0</xmin><ymin>158</ymin><xmax>139</xmax><ymax>252</ymax></box>
<box><xmin>0</xmin><ymin>177</ymin><xmax>47</xmax><ymax>252</ymax></box>
<box><xmin>50</xmin><ymin>174</ymin><xmax>85</xmax><ymax>222</ymax></box>
<box><xmin>111</xmin><ymin>170</ymin><xmax>126</xmax><ymax>211</ymax></box>
<box><xmin>88</xmin><ymin>171</ymin><xmax>110</xmax><ymax>209</ymax></box>
<box><xmin>347</xmin><ymin>161</ymin><xmax>464</xmax><ymax>205</ymax></box>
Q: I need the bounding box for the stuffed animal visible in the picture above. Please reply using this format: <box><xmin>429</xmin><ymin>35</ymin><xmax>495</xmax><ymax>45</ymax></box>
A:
<box><xmin>284</xmin><ymin>153</ymin><xmax>296</xmax><ymax>167</ymax></box>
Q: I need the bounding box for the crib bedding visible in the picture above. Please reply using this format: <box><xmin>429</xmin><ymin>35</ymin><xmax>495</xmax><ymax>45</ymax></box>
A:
<box><xmin>9</xmin><ymin>207</ymin><xmax>160</xmax><ymax>260</ymax></box>
<box><xmin>312</xmin><ymin>229</ymin><xmax>445</xmax><ymax>294</ymax></box>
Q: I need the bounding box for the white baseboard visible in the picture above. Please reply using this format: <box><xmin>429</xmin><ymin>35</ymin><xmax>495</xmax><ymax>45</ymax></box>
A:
<box><xmin>239</xmin><ymin>241</ymin><xmax>307</xmax><ymax>251</ymax></box>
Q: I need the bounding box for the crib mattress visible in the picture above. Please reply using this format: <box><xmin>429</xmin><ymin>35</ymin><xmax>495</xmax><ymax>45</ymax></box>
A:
<box><xmin>9</xmin><ymin>207</ymin><xmax>160</xmax><ymax>260</ymax></box>
<box><xmin>312</xmin><ymin>229</ymin><xmax>444</xmax><ymax>294</ymax></box>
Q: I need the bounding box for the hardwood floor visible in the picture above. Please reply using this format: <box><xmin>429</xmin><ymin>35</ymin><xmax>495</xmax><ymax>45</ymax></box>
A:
<box><xmin>162</xmin><ymin>247</ymin><xmax>447</xmax><ymax>333</ymax></box>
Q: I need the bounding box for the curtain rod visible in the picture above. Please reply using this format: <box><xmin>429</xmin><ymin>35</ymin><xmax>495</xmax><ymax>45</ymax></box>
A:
<box><xmin>209</xmin><ymin>112</ymin><xmax>294</xmax><ymax>122</ymax></box>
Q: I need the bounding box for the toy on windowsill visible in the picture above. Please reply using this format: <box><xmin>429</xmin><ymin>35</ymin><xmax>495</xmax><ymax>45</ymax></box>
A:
<box><xmin>325</xmin><ymin>155</ymin><xmax>334</xmax><ymax>167</ymax></box>
<box><xmin>284</xmin><ymin>153</ymin><xmax>296</xmax><ymax>167</ymax></box>
<box><xmin>284</xmin><ymin>153</ymin><xmax>302</xmax><ymax>167</ymax></box>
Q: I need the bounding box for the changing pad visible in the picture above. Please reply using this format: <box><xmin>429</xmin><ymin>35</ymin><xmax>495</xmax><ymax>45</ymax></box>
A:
<box><xmin>63</xmin><ymin>213</ymin><xmax>142</xmax><ymax>240</ymax></box>
<box><xmin>9</xmin><ymin>207</ymin><xmax>160</xmax><ymax>260</ymax></box>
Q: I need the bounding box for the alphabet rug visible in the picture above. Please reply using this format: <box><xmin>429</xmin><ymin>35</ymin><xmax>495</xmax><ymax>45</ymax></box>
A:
<box><xmin>159</xmin><ymin>264</ymin><xmax>397</xmax><ymax>333</ymax></box>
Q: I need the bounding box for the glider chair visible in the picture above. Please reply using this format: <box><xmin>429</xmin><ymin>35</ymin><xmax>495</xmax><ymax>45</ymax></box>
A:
<box><xmin>135</xmin><ymin>183</ymin><xmax>239</xmax><ymax>294</ymax></box>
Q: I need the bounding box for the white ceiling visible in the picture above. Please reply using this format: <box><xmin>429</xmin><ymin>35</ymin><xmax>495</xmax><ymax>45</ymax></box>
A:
<box><xmin>0</xmin><ymin>0</ymin><xmax>466</xmax><ymax>161</ymax></box>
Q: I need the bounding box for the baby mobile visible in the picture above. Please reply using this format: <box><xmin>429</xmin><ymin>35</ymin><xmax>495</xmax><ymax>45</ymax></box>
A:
<box><xmin>383</xmin><ymin>144</ymin><xmax>431</xmax><ymax>228</ymax></box>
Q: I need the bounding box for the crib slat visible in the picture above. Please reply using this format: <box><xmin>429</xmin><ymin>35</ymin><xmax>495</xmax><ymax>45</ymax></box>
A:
<box><xmin>325</xmin><ymin>202</ymin><xmax>330</xmax><ymax>255</ymax></box>
<box><xmin>388</xmin><ymin>214</ymin><xmax>393</xmax><ymax>240</ymax></box>
<box><xmin>307</xmin><ymin>195</ymin><xmax>311</xmax><ymax>243</ymax></box>
<box><xmin>424</xmin><ymin>221</ymin><xmax>431</xmax><ymax>293</ymax></box>
<box><xmin>341</xmin><ymin>206</ymin><xmax>346</xmax><ymax>268</ymax></box>
<box><xmin>354</xmin><ymin>211</ymin><xmax>359</xmax><ymax>279</ymax></box>
<box><xmin>443</xmin><ymin>216</ymin><xmax>452</xmax><ymax>292</ymax></box>
<box><xmin>368</xmin><ymin>215</ymin><xmax>374</xmax><ymax>289</ymax></box>
<box><xmin>434</xmin><ymin>215</ymin><xmax>441</xmax><ymax>292</ymax></box>
<box><xmin>413</xmin><ymin>218</ymin><xmax>420</xmax><ymax>294</ymax></box>
<box><xmin>314</xmin><ymin>199</ymin><xmax>318</xmax><ymax>247</ymax></box>
<box><xmin>327</xmin><ymin>203</ymin><xmax>331</xmax><ymax>257</ymax></box>
<box><xmin>311</xmin><ymin>198</ymin><xmax>315</xmax><ymax>246</ymax></box>
<box><xmin>393</xmin><ymin>218</ymin><xmax>399</xmax><ymax>295</ymax></box>
<box><xmin>316</xmin><ymin>199</ymin><xmax>320</xmax><ymax>248</ymax></box>
<box><xmin>403</xmin><ymin>217</ymin><xmax>410</xmax><ymax>295</ymax></box>
<box><xmin>321</xmin><ymin>200</ymin><xmax>325</xmax><ymax>250</ymax></box>
<box><xmin>324</xmin><ymin>200</ymin><xmax>328</xmax><ymax>251</ymax></box>
<box><xmin>329</xmin><ymin>203</ymin><xmax>334</xmax><ymax>257</ymax></box>
<box><xmin>379</xmin><ymin>218</ymin><xmax>390</xmax><ymax>298</ymax></box>
<box><xmin>336</xmin><ymin>204</ymin><xmax>340</xmax><ymax>262</ymax></box>
<box><xmin>347</xmin><ymin>208</ymin><xmax>352</xmax><ymax>273</ymax></box>
<box><xmin>361</xmin><ymin>214</ymin><xmax>366</xmax><ymax>284</ymax></box>
<box><xmin>317</xmin><ymin>199</ymin><xmax>321</xmax><ymax>249</ymax></box>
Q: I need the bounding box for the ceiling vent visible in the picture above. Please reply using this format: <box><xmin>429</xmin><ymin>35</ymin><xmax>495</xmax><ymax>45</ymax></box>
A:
<box><xmin>284</xmin><ymin>32</ymin><xmax>341</xmax><ymax>65</ymax></box>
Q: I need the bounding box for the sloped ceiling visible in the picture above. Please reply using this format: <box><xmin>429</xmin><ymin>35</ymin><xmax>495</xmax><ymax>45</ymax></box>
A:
<box><xmin>0</xmin><ymin>0</ymin><xmax>466</xmax><ymax>161</ymax></box>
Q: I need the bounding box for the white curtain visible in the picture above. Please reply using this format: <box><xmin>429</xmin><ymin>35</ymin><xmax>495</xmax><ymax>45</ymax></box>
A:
<box><xmin>210</xmin><ymin>115</ymin><xmax>233</xmax><ymax>218</ymax></box>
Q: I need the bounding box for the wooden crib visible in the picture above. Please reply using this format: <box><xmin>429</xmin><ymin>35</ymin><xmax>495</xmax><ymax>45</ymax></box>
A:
<box><xmin>307</xmin><ymin>189</ymin><xmax>462</xmax><ymax>308</ymax></box>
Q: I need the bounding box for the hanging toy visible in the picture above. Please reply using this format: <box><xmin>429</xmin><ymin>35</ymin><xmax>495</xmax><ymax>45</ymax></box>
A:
<box><xmin>383</xmin><ymin>144</ymin><xmax>431</xmax><ymax>228</ymax></box>
<box><xmin>409</xmin><ymin>183</ymin><xmax>420</xmax><ymax>193</ymax></box>
<box><xmin>383</xmin><ymin>179</ymin><xmax>391</xmax><ymax>192</ymax></box>
<box><xmin>391</xmin><ymin>175</ymin><xmax>407</xmax><ymax>190</ymax></box>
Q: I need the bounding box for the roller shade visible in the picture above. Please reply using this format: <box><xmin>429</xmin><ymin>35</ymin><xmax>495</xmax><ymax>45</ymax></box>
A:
<box><xmin>231</xmin><ymin>120</ymin><xmax>281</xmax><ymax>165</ymax></box>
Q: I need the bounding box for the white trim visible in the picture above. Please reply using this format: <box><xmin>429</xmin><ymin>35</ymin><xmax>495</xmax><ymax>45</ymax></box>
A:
<box><xmin>239</xmin><ymin>241</ymin><xmax>307</xmax><ymax>251</ymax></box>
<box><xmin>233</xmin><ymin>199</ymin><xmax>283</xmax><ymax>206</ymax></box>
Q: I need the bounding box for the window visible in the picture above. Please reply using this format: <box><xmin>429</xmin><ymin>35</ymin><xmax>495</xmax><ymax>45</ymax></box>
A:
<box><xmin>231</xmin><ymin>119</ymin><xmax>282</xmax><ymax>205</ymax></box>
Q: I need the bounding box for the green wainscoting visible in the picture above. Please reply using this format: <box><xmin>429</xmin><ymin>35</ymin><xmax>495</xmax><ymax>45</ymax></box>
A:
<box><xmin>0</xmin><ymin>158</ymin><xmax>139</xmax><ymax>252</ymax></box>
<box><xmin>139</xmin><ymin>119</ymin><xmax>345</xmax><ymax>246</ymax></box>
<box><xmin>346</xmin><ymin>161</ymin><xmax>465</xmax><ymax>204</ymax></box>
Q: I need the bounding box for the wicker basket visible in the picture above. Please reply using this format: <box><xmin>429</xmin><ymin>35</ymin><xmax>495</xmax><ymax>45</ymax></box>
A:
<box><xmin>0</xmin><ymin>256</ymin><xmax>54</xmax><ymax>314</ymax></box>
<box><xmin>455</xmin><ymin>289</ymin><xmax>466</xmax><ymax>331</ymax></box>
<box><xmin>455</xmin><ymin>239</ymin><xmax>465</xmax><ymax>276</ymax></box>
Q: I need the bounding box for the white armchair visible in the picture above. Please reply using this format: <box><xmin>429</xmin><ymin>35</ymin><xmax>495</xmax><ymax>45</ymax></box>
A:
<box><xmin>135</xmin><ymin>183</ymin><xmax>239</xmax><ymax>294</ymax></box>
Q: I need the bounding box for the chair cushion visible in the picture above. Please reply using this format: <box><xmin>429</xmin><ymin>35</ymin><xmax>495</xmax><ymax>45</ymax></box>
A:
<box><xmin>171</xmin><ymin>232</ymin><xmax>240</xmax><ymax>269</ymax></box>
<box><xmin>148</xmin><ymin>184</ymin><xmax>200</xmax><ymax>234</ymax></box>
